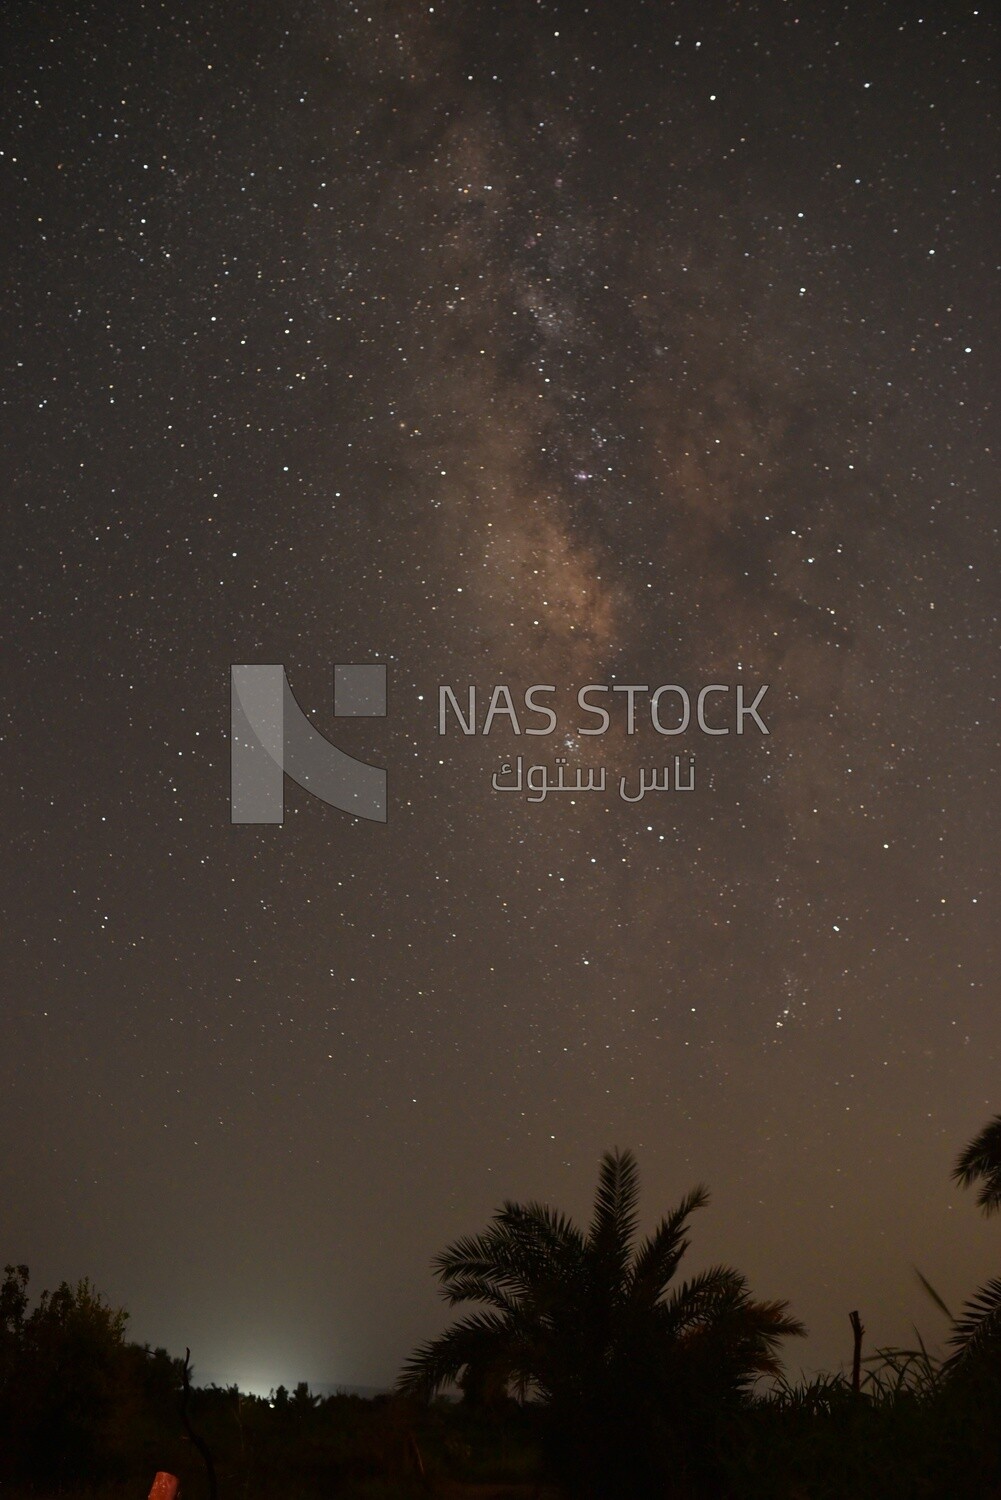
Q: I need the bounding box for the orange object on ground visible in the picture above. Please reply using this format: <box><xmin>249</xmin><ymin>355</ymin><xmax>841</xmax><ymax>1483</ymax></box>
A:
<box><xmin>148</xmin><ymin>1474</ymin><xmax>180</xmax><ymax>1500</ymax></box>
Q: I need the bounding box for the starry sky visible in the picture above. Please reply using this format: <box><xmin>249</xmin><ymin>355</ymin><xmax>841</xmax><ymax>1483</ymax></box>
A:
<box><xmin>3</xmin><ymin>1</ymin><xmax>998</xmax><ymax>1394</ymax></box>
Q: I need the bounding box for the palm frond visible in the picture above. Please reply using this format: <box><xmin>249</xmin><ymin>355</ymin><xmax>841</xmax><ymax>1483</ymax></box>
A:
<box><xmin>913</xmin><ymin>1267</ymin><xmax>953</xmax><ymax>1322</ymax></box>
<box><xmin>436</xmin><ymin>1273</ymin><xmax>524</xmax><ymax>1315</ymax></box>
<box><xmin>661</xmin><ymin>1267</ymin><xmax>805</xmax><ymax>1379</ymax></box>
<box><xmin>629</xmin><ymin>1183</ymin><xmax>710</xmax><ymax>1307</ymax></box>
<box><xmin>434</xmin><ymin>1204</ymin><xmax>584</xmax><ymax>1301</ymax></box>
<box><xmin>661</xmin><ymin>1264</ymin><xmax>748</xmax><ymax>1333</ymax></box>
<box><xmin>496</xmin><ymin>1200</ymin><xmax>586</xmax><ymax>1258</ymax></box>
<box><xmin>726</xmin><ymin>1298</ymin><xmax>808</xmax><ymax>1375</ymax></box>
<box><xmin>943</xmin><ymin>1274</ymin><xmax>1001</xmax><ymax>1371</ymax></box>
<box><xmin>587</xmin><ymin>1148</ymin><xmax>640</xmax><ymax>1287</ymax></box>
<box><xmin>396</xmin><ymin>1310</ymin><xmax>513</xmax><ymax>1398</ymax></box>
<box><xmin>952</xmin><ymin>1113</ymin><xmax>1001</xmax><ymax>1216</ymax></box>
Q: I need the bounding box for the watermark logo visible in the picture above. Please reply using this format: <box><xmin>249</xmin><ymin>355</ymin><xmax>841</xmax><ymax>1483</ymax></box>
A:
<box><xmin>230</xmin><ymin>664</ymin><xmax>387</xmax><ymax>825</ymax></box>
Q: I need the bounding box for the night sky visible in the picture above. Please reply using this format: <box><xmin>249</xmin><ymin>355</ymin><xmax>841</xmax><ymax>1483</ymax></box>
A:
<box><xmin>3</xmin><ymin>1</ymin><xmax>998</xmax><ymax>1394</ymax></box>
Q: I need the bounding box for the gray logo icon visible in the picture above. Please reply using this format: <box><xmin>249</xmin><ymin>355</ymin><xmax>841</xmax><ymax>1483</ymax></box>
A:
<box><xmin>230</xmin><ymin>664</ymin><xmax>387</xmax><ymax>824</ymax></box>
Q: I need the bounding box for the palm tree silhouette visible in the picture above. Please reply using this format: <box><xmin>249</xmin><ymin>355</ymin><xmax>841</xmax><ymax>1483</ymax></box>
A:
<box><xmin>400</xmin><ymin>1148</ymin><xmax>803</xmax><ymax>1495</ymax></box>
<box><xmin>946</xmin><ymin>1115</ymin><xmax>1001</xmax><ymax>1371</ymax></box>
